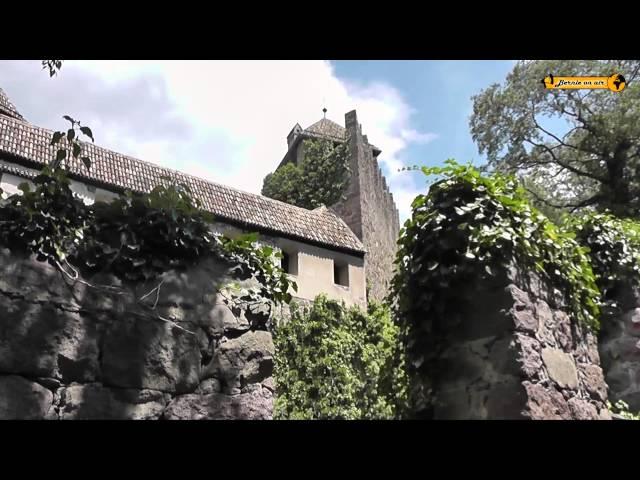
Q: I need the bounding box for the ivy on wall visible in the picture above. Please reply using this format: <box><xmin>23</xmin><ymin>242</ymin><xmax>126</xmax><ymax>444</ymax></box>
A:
<box><xmin>567</xmin><ymin>212</ymin><xmax>640</xmax><ymax>311</ymax></box>
<box><xmin>261</xmin><ymin>138</ymin><xmax>350</xmax><ymax>210</ymax></box>
<box><xmin>273</xmin><ymin>295</ymin><xmax>408</xmax><ymax>419</ymax></box>
<box><xmin>0</xmin><ymin>167</ymin><xmax>296</xmax><ymax>323</ymax></box>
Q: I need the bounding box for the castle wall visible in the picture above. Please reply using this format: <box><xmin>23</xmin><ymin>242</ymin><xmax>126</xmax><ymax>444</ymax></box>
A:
<box><xmin>337</xmin><ymin>111</ymin><xmax>400</xmax><ymax>303</ymax></box>
<box><xmin>0</xmin><ymin>249</ymin><xmax>274</xmax><ymax>420</ymax></box>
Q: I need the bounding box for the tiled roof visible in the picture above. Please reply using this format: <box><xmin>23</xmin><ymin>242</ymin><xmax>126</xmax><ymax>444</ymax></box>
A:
<box><xmin>0</xmin><ymin>110</ymin><xmax>365</xmax><ymax>256</ymax></box>
<box><xmin>302</xmin><ymin>117</ymin><xmax>381</xmax><ymax>154</ymax></box>
<box><xmin>304</xmin><ymin>118</ymin><xmax>347</xmax><ymax>142</ymax></box>
<box><xmin>0</xmin><ymin>88</ymin><xmax>25</xmax><ymax>122</ymax></box>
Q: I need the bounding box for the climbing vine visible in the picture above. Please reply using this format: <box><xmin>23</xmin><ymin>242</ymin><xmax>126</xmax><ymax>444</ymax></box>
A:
<box><xmin>273</xmin><ymin>295</ymin><xmax>408</xmax><ymax>419</ymax></box>
<box><xmin>566</xmin><ymin>212</ymin><xmax>640</xmax><ymax>313</ymax></box>
<box><xmin>0</xmin><ymin>167</ymin><xmax>296</xmax><ymax>325</ymax></box>
<box><xmin>261</xmin><ymin>137</ymin><xmax>350</xmax><ymax>209</ymax></box>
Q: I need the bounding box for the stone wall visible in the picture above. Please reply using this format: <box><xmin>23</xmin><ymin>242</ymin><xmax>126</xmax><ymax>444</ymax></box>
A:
<box><xmin>599</xmin><ymin>282</ymin><xmax>640</xmax><ymax>411</ymax></box>
<box><xmin>429</xmin><ymin>265</ymin><xmax>611</xmax><ymax>420</ymax></box>
<box><xmin>332</xmin><ymin>110</ymin><xmax>400</xmax><ymax>303</ymax></box>
<box><xmin>0</xmin><ymin>249</ymin><xmax>274</xmax><ymax>420</ymax></box>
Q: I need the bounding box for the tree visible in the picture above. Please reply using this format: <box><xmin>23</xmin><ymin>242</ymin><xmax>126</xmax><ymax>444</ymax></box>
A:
<box><xmin>261</xmin><ymin>137</ymin><xmax>350</xmax><ymax>209</ymax></box>
<box><xmin>470</xmin><ymin>60</ymin><xmax>640</xmax><ymax>219</ymax></box>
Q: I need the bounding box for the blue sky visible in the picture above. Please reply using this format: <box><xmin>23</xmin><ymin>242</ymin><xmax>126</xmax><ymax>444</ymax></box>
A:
<box><xmin>332</xmin><ymin>60</ymin><xmax>516</xmax><ymax>198</ymax></box>
<box><xmin>0</xmin><ymin>60</ymin><xmax>519</xmax><ymax>223</ymax></box>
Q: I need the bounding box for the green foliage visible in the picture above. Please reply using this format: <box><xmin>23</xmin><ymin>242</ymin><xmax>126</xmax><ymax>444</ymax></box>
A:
<box><xmin>391</xmin><ymin>160</ymin><xmax>601</xmax><ymax>414</ymax></box>
<box><xmin>470</xmin><ymin>60</ymin><xmax>640</xmax><ymax>218</ymax></box>
<box><xmin>261</xmin><ymin>138</ymin><xmax>350</xmax><ymax>209</ymax></box>
<box><xmin>273</xmin><ymin>295</ymin><xmax>408</xmax><ymax>419</ymax></box>
<box><xmin>217</xmin><ymin>232</ymin><xmax>297</xmax><ymax>307</ymax></box>
<box><xmin>261</xmin><ymin>163</ymin><xmax>304</xmax><ymax>206</ymax></box>
<box><xmin>0</xmin><ymin>167</ymin><xmax>88</xmax><ymax>266</ymax></box>
<box><xmin>81</xmin><ymin>180</ymin><xmax>217</xmax><ymax>281</ymax></box>
<box><xmin>0</xmin><ymin>168</ymin><xmax>295</xmax><ymax>311</ymax></box>
<box><xmin>50</xmin><ymin>115</ymin><xmax>95</xmax><ymax>171</ymax></box>
<box><xmin>608</xmin><ymin>400</ymin><xmax>640</xmax><ymax>420</ymax></box>
<box><xmin>42</xmin><ymin>60</ymin><xmax>63</xmax><ymax>77</ymax></box>
<box><xmin>566</xmin><ymin>212</ymin><xmax>640</xmax><ymax>311</ymax></box>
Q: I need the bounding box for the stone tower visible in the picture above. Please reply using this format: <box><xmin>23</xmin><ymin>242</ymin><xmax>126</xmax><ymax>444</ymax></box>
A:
<box><xmin>280</xmin><ymin>110</ymin><xmax>401</xmax><ymax>302</ymax></box>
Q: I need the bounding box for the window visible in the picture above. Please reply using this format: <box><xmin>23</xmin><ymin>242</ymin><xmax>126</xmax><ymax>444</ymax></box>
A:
<box><xmin>280</xmin><ymin>250</ymin><xmax>298</xmax><ymax>275</ymax></box>
<box><xmin>333</xmin><ymin>260</ymin><xmax>349</xmax><ymax>287</ymax></box>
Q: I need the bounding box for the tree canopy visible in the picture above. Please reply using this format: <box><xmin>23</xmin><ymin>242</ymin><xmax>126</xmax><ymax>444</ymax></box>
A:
<box><xmin>470</xmin><ymin>60</ymin><xmax>640</xmax><ymax>219</ymax></box>
<box><xmin>261</xmin><ymin>137</ymin><xmax>350</xmax><ymax>210</ymax></box>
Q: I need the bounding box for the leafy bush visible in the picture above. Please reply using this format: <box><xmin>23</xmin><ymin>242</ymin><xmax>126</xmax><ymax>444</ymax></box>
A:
<box><xmin>261</xmin><ymin>138</ymin><xmax>350</xmax><ymax>209</ymax></box>
<box><xmin>273</xmin><ymin>295</ymin><xmax>408</xmax><ymax>419</ymax></box>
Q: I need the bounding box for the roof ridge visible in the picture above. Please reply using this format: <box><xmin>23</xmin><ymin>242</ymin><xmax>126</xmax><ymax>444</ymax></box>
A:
<box><xmin>0</xmin><ymin>112</ymin><xmax>365</xmax><ymax>255</ymax></box>
<box><xmin>0</xmin><ymin>87</ymin><xmax>26</xmax><ymax>122</ymax></box>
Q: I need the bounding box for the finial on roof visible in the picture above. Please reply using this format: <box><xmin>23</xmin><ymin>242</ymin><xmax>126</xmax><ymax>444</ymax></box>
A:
<box><xmin>322</xmin><ymin>107</ymin><xmax>327</xmax><ymax>118</ymax></box>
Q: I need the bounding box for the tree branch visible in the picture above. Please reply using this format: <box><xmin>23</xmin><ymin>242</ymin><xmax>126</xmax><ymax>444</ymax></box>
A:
<box><xmin>524</xmin><ymin>138</ymin><xmax>607</xmax><ymax>183</ymax></box>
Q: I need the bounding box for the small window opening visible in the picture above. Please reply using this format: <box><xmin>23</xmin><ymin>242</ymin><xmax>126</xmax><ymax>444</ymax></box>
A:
<box><xmin>280</xmin><ymin>250</ymin><xmax>298</xmax><ymax>275</ymax></box>
<box><xmin>333</xmin><ymin>260</ymin><xmax>349</xmax><ymax>287</ymax></box>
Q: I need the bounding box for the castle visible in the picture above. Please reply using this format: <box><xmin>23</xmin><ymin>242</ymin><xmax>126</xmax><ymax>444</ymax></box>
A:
<box><xmin>0</xmin><ymin>87</ymin><xmax>400</xmax><ymax>306</ymax></box>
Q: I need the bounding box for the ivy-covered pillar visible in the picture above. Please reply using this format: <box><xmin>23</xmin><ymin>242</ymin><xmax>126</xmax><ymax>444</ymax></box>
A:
<box><xmin>392</xmin><ymin>161</ymin><xmax>612</xmax><ymax>420</ymax></box>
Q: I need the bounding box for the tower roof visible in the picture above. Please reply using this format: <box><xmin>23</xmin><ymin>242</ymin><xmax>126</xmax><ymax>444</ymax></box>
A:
<box><xmin>0</xmin><ymin>88</ymin><xmax>25</xmax><ymax>121</ymax></box>
<box><xmin>303</xmin><ymin>118</ymin><xmax>346</xmax><ymax>142</ymax></box>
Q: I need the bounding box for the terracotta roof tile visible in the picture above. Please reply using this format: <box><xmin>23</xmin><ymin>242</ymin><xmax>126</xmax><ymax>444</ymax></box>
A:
<box><xmin>0</xmin><ymin>89</ymin><xmax>25</xmax><ymax>122</ymax></box>
<box><xmin>0</xmin><ymin>112</ymin><xmax>365</xmax><ymax>255</ymax></box>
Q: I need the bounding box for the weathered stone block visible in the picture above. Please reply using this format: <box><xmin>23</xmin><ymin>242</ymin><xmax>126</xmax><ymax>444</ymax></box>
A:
<box><xmin>163</xmin><ymin>389</ymin><xmax>273</xmax><ymax>420</ymax></box>
<box><xmin>0</xmin><ymin>375</ymin><xmax>53</xmax><ymax>419</ymax></box>
<box><xmin>541</xmin><ymin>348</ymin><xmax>579</xmax><ymax>390</ymax></box>
<box><xmin>102</xmin><ymin>317</ymin><xmax>201</xmax><ymax>393</ymax></box>
<box><xmin>523</xmin><ymin>381</ymin><xmax>571</xmax><ymax>420</ymax></box>
<box><xmin>58</xmin><ymin>384</ymin><xmax>170</xmax><ymax>420</ymax></box>
<box><xmin>204</xmin><ymin>330</ymin><xmax>274</xmax><ymax>393</ymax></box>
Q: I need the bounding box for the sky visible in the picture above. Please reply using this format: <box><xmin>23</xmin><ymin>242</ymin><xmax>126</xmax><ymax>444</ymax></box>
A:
<box><xmin>0</xmin><ymin>60</ymin><xmax>516</xmax><ymax>223</ymax></box>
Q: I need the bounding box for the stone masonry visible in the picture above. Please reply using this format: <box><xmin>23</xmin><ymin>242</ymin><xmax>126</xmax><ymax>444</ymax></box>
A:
<box><xmin>0</xmin><ymin>249</ymin><xmax>274</xmax><ymax>420</ymax></box>
<box><xmin>330</xmin><ymin>111</ymin><xmax>400</xmax><ymax>303</ymax></box>
<box><xmin>430</xmin><ymin>264</ymin><xmax>611</xmax><ymax>420</ymax></box>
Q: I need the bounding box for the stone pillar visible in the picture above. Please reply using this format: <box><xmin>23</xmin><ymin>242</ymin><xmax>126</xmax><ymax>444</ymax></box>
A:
<box><xmin>599</xmin><ymin>283</ymin><xmax>640</xmax><ymax>411</ymax></box>
<box><xmin>429</xmin><ymin>265</ymin><xmax>611</xmax><ymax>419</ymax></box>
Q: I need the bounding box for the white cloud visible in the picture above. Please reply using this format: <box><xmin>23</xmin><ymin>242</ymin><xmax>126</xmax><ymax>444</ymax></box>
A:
<box><xmin>29</xmin><ymin>60</ymin><xmax>436</xmax><ymax>221</ymax></box>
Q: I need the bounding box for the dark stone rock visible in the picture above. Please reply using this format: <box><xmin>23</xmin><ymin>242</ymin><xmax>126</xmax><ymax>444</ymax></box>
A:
<box><xmin>512</xmin><ymin>306</ymin><xmax>538</xmax><ymax>334</ymax></box>
<box><xmin>515</xmin><ymin>334</ymin><xmax>542</xmax><ymax>378</ymax></box>
<box><xmin>261</xmin><ymin>377</ymin><xmax>275</xmax><ymax>393</ymax></box>
<box><xmin>58</xmin><ymin>384</ymin><xmax>170</xmax><ymax>420</ymax></box>
<box><xmin>102</xmin><ymin>316</ymin><xmax>201</xmax><ymax>393</ymax></box>
<box><xmin>535</xmin><ymin>300</ymin><xmax>554</xmax><ymax>327</ymax></box>
<box><xmin>567</xmin><ymin>397</ymin><xmax>599</xmax><ymax>420</ymax></box>
<box><xmin>553</xmin><ymin>311</ymin><xmax>573</xmax><ymax>350</ymax></box>
<box><xmin>203</xmin><ymin>331</ymin><xmax>274</xmax><ymax>393</ymax></box>
<box><xmin>0</xmin><ymin>375</ymin><xmax>53</xmax><ymax>419</ymax></box>
<box><xmin>622</xmin><ymin>308</ymin><xmax>640</xmax><ymax>337</ymax></box>
<box><xmin>489</xmin><ymin>336</ymin><xmax>521</xmax><ymax>377</ymax></box>
<box><xmin>196</xmin><ymin>299</ymin><xmax>250</xmax><ymax>337</ymax></box>
<box><xmin>523</xmin><ymin>381</ymin><xmax>571</xmax><ymax>420</ymax></box>
<box><xmin>485</xmin><ymin>378</ymin><xmax>527</xmax><ymax>419</ymax></box>
<box><xmin>581</xmin><ymin>364</ymin><xmax>608</xmax><ymax>402</ymax></box>
<box><xmin>0</xmin><ymin>299</ymin><xmax>101</xmax><ymax>380</ymax></box>
<box><xmin>163</xmin><ymin>389</ymin><xmax>273</xmax><ymax>420</ymax></box>
<box><xmin>197</xmin><ymin>378</ymin><xmax>221</xmax><ymax>395</ymax></box>
<box><xmin>36</xmin><ymin>377</ymin><xmax>62</xmax><ymax>391</ymax></box>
